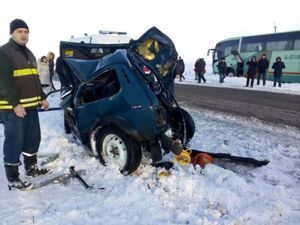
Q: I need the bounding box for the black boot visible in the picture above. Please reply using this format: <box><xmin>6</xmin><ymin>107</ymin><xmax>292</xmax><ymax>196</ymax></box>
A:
<box><xmin>24</xmin><ymin>155</ymin><xmax>51</xmax><ymax>178</ymax></box>
<box><xmin>5</xmin><ymin>165</ymin><xmax>32</xmax><ymax>190</ymax></box>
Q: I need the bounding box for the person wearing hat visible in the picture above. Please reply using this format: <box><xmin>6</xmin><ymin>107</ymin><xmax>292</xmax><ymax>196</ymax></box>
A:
<box><xmin>0</xmin><ymin>19</ymin><xmax>50</xmax><ymax>190</ymax></box>
<box><xmin>272</xmin><ymin>56</ymin><xmax>285</xmax><ymax>87</ymax></box>
<box><xmin>257</xmin><ymin>53</ymin><xmax>270</xmax><ymax>85</ymax></box>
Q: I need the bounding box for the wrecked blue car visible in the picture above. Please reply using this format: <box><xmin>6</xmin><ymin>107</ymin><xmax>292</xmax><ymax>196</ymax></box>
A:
<box><xmin>58</xmin><ymin>27</ymin><xmax>195</xmax><ymax>174</ymax></box>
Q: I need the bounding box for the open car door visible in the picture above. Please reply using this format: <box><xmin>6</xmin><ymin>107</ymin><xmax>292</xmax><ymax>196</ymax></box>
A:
<box><xmin>127</xmin><ymin>26</ymin><xmax>178</xmax><ymax>89</ymax></box>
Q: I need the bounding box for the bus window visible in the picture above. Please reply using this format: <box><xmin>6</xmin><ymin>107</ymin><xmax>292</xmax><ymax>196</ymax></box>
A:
<box><xmin>286</xmin><ymin>40</ymin><xmax>294</xmax><ymax>50</ymax></box>
<box><xmin>241</xmin><ymin>43</ymin><xmax>263</xmax><ymax>52</ymax></box>
<box><xmin>294</xmin><ymin>40</ymin><xmax>300</xmax><ymax>50</ymax></box>
<box><xmin>266</xmin><ymin>40</ymin><xmax>288</xmax><ymax>51</ymax></box>
<box><xmin>241</xmin><ymin>36</ymin><xmax>265</xmax><ymax>52</ymax></box>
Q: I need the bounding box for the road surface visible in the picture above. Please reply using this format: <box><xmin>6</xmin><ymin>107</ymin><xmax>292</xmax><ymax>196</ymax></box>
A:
<box><xmin>175</xmin><ymin>84</ymin><xmax>300</xmax><ymax>128</ymax></box>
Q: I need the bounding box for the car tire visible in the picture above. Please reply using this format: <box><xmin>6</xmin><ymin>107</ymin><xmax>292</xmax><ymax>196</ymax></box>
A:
<box><xmin>180</xmin><ymin>108</ymin><xmax>195</xmax><ymax>144</ymax></box>
<box><xmin>95</xmin><ymin>126</ymin><xmax>142</xmax><ymax>175</ymax></box>
<box><xmin>170</xmin><ymin>107</ymin><xmax>195</xmax><ymax>145</ymax></box>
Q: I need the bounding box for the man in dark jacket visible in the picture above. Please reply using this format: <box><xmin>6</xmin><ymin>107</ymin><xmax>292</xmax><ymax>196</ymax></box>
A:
<box><xmin>272</xmin><ymin>57</ymin><xmax>285</xmax><ymax>87</ymax></box>
<box><xmin>257</xmin><ymin>53</ymin><xmax>269</xmax><ymax>85</ymax></box>
<box><xmin>217</xmin><ymin>58</ymin><xmax>227</xmax><ymax>83</ymax></box>
<box><xmin>194</xmin><ymin>58</ymin><xmax>206</xmax><ymax>83</ymax></box>
<box><xmin>175</xmin><ymin>56</ymin><xmax>185</xmax><ymax>81</ymax></box>
<box><xmin>0</xmin><ymin>19</ymin><xmax>50</xmax><ymax>190</ymax></box>
<box><xmin>245</xmin><ymin>56</ymin><xmax>258</xmax><ymax>87</ymax></box>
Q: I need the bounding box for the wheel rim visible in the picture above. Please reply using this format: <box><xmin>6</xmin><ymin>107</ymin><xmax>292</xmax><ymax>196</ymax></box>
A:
<box><xmin>102</xmin><ymin>134</ymin><xmax>127</xmax><ymax>168</ymax></box>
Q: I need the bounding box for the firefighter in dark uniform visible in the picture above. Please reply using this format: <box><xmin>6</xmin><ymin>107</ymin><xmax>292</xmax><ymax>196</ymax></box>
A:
<box><xmin>0</xmin><ymin>19</ymin><xmax>50</xmax><ymax>190</ymax></box>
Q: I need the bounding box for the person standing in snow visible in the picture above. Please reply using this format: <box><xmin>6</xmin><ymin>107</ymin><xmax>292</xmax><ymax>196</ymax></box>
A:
<box><xmin>47</xmin><ymin>51</ymin><xmax>55</xmax><ymax>90</ymax></box>
<box><xmin>217</xmin><ymin>57</ymin><xmax>227</xmax><ymax>83</ymax></box>
<box><xmin>194</xmin><ymin>58</ymin><xmax>206</xmax><ymax>83</ymax></box>
<box><xmin>175</xmin><ymin>56</ymin><xmax>185</xmax><ymax>81</ymax></box>
<box><xmin>245</xmin><ymin>56</ymin><xmax>258</xmax><ymax>87</ymax></box>
<box><xmin>257</xmin><ymin>53</ymin><xmax>269</xmax><ymax>86</ymax></box>
<box><xmin>272</xmin><ymin>57</ymin><xmax>285</xmax><ymax>87</ymax></box>
<box><xmin>37</xmin><ymin>56</ymin><xmax>51</xmax><ymax>87</ymax></box>
<box><xmin>0</xmin><ymin>19</ymin><xmax>50</xmax><ymax>190</ymax></box>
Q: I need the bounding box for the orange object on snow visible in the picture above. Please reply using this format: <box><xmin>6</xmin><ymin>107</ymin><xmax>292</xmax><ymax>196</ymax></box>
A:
<box><xmin>192</xmin><ymin>153</ymin><xmax>213</xmax><ymax>168</ymax></box>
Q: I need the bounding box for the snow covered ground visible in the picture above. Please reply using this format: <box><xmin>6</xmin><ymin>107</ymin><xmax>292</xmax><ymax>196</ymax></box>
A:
<box><xmin>0</xmin><ymin>77</ymin><xmax>299</xmax><ymax>225</ymax></box>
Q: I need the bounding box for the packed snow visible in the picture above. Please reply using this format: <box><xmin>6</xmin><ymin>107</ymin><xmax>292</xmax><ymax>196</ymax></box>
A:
<box><xmin>0</xmin><ymin>74</ymin><xmax>300</xmax><ymax>225</ymax></box>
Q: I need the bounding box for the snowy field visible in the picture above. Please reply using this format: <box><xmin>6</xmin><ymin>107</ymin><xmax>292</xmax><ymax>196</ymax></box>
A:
<box><xmin>0</xmin><ymin>78</ymin><xmax>300</xmax><ymax>225</ymax></box>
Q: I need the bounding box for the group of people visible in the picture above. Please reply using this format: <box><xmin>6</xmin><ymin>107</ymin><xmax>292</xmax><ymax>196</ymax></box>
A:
<box><xmin>37</xmin><ymin>52</ymin><xmax>56</xmax><ymax>89</ymax></box>
<box><xmin>245</xmin><ymin>54</ymin><xmax>285</xmax><ymax>88</ymax></box>
<box><xmin>193</xmin><ymin>54</ymin><xmax>286</xmax><ymax>88</ymax></box>
<box><xmin>175</xmin><ymin>56</ymin><xmax>207</xmax><ymax>84</ymax></box>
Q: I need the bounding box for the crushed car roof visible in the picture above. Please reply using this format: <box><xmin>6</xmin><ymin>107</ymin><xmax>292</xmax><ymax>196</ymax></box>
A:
<box><xmin>64</xmin><ymin>49</ymin><xmax>129</xmax><ymax>82</ymax></box>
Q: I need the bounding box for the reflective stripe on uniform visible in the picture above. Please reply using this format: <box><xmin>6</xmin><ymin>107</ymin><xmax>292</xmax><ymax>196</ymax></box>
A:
<box><xmin>0</xmin><ymin>96</ymin><xmax>42</xmax><ymax>109</ymax></box>
<box><xmin>22</xmin><ymin>152</ymin><xmax>37</xmax><ymax>157</ymax></box>
<box><xmin>4</xmin><ymin>161</ymin><xmax>22</xmax><ymax>166</ymax></box>
<box><xmin>13</xmin><ymin>68</ymin><xmax>38</xmax><ymax>77</ymax></box>
<box><xmin>20</xmin><ymin>96</ymin><xmax>41</xmax><ymax>103</ymax></box>
<box><xmin>0</xmin><ymin>96</ymin><xmax>41</xmax><ymax>105</ymax></box>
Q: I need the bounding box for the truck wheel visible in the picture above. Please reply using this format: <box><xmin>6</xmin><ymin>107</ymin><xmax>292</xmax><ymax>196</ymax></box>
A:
<box><xmin>95</xmin><ymin>126</ymin><xmax>142</xmax><ymax>175</ymax></box>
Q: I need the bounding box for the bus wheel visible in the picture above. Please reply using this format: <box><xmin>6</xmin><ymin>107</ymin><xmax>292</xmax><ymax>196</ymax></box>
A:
<box><xmin>227</xmin><ymin>69</ymin><xmax>235</xmax><ymax>77</ymax></box>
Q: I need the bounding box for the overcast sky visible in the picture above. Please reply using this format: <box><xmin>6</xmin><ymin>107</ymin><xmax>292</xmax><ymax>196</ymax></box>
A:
<box><xmin>1</xmin><ymin>0</ymin><xmax>300</xmax><ymax>62</ymax></box>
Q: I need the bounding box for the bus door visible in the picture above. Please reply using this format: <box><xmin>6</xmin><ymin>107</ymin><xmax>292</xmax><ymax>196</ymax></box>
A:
<box><xmin>207</xmin><ymin>48</ymin><xmax>218</xmax><ymax>63</ymax></box>
<box><xmin>231</xmin><ymin>50</ymin><xmax>244</xmax><ymax>77</ymax></box>
<box><xmin>207</xmin><ymin>48</ymin><xmax>220</xmax><ymax>74</ymax></box>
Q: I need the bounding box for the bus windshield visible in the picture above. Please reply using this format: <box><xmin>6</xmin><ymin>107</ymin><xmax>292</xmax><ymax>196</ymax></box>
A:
<box><xmin>215</xmin><ymin>39</ymin><xmax>239</xmax><ymax>59</ymax></box>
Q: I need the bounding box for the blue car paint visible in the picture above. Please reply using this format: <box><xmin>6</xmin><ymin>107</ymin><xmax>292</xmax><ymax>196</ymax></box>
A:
<box><xmin>66</xmin><ymin>50</ymin><xmax>167</xmax><ymax>144</ymax></box>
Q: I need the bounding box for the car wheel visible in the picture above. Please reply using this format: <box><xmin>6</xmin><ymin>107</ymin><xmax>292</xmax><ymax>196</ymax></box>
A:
<box><xmin>95</xmin><ymin>126</ymin><xmax>142</xmax><ymax>175</ymax></box>
<box><xmin>180</xmin><ymin>108</ymin><xmax>195</xmax><ymax>144</ymax></box>
<box><xmin>170</xmin><ymin>107</ymin><xmax>195</xmax><ymax>145</ymax></box>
